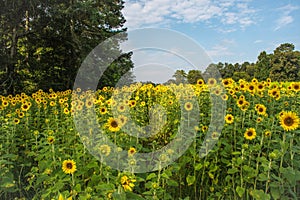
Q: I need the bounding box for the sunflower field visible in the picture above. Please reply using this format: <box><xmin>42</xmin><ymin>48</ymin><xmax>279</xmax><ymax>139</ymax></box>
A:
<box><xmin>1</xmin><ymin>78</ymin><xmax>300</xmax><ymax>200</ymax></box>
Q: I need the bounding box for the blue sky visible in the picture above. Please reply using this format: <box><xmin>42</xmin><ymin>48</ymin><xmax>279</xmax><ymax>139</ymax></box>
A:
<box><xmin>121</xmin><ymin>0</ymin><xmax>300</xmax><ymax>82</ymax></box>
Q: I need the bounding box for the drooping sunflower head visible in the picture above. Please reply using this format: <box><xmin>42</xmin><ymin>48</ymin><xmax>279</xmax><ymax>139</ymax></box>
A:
<box><xmin>279</xmin><ymin>111</ymin><xmax>299</xmax><ymax>131</ymax></box>
<box><xmin>244</xmin><ymin>128</ymin><xmax>256</xmax><ymax>140</ymax></box>
<box><xmin>62</xmin><ymin>159</ymin><xmax>77</xmax><ymax>174</ymax></box>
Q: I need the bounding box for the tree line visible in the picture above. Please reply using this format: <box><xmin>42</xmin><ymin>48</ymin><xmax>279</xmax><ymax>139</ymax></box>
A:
<box><xmin>1</xmin><ymin>1</ymin><xmax>299</xmax><ymax>96</ymax></box>
<box><xmin>168</xmin><ymin>43</ymin><xmax>300</xmax><ymax>84</ymax></box>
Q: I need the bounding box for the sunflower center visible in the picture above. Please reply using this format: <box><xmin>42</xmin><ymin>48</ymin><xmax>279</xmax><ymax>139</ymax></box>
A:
<box><xmin>259</xmin><ymin>108</ymin><xmax>263</xmax><ymax>112</ymax></box>
<box><xmin>66</xmin><ymin>163</ymin><xmax>73</xmax><ymax>169</ymax></box>
<box><xmin>284</xmin><ymin>117</ymin><xmax>294</xmax><ymax>126</ymax></box>
<box><xmin>247</xmin><ymin>131</ymin><xmax>253</xmax><ymax>136</ymax></box>
<box><xmin>111</xmin><ymin>120</ymin><xmax>118</xmax><ymax>128</ymax></box>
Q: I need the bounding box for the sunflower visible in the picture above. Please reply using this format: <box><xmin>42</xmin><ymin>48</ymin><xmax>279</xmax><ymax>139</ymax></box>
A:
<box><xmin>197</xmin><ymin>79</ymin><xmax>204</xmax><ymax>86</ymax></box>
<box><xmin>291</xmin><ymin>82</ymin><xmax>300</xmax><ymax>92</ymax></box>
<box><xmin>264</xmin><ymin>130</ymin><xmax>271</xmax><ymax>137</ymax></box>
<box><xmin>107</xmin><ymin>117</ymin><xmax>121</xmax><ymax>132</ymax></box>
<box><xmin>255</xmin><ymin>104</ymin><xmax>267</xmax><ymax>115</ymax></box>
<box><xmin>221</xmin><ymin>94</ymin><xmax>228</xmax><ymax>101</ymax></box>
<box><xmin>21</xmin><ymin>103</ymin><xmax>30</xmax><ymax>112</ymax></box>
<box><xmin>47</xmin><ymin>136</ymin><xmax>55</xmax><ymax>144</ymax></box>
<box><xmin>63</xmin><ymin>108</ymin><xmax>70</xmax><ymax>115</ymax></box>
<box><xmin>237</xmin><ymin>99</ymin><xmax>245</xmax><ymax>107</ymax></box>
<box><xmin>184</xmin><ymin>102</ymin><xmax>193</xmax><ymax>111</ymax></box>
<box><xmin>244</xmin><ymin>128</ymin><xmax>256</xmax><ymax>140</ymax></box>
<box><xmin>207</xmin><ymin>78</ymin><xmax>217</xmax><ymax>87</ymax></box>
<box><xmin>117</xmin><ymin>104</ymin><xmax>126</xmax><ymax>112</ymax></box>
<box><xmin>225</xmin><ymin>114</ymin><xmax>234</xmax><ymax>124</ymax></box>
<box><xmin>118</xmin><ymin>115</ymin><xmax>128</xmax><ymax>126</ymax></box>
<box><xmin>99</xmin><ymin>107</ymin><xmax>107</xmax><ymax>115</ymax></box>
<box><xmin>256</xmin><ymin>117</ymin><xmax>262</xmax><ymax>123</ymax></box>
<box><xmin>202</xmin><ymin>125</ymin><xmax>208</xmax><ymax>132</ymax></box>
<box><xmin>120</xmin><ymin>175</ymin><xmax>136</xmax><ymax>192</ymax></box>
<box><xmin>62</xmin><ymin>159</ymin><xmax>77</xmax><ymax>174</ymax></box>
<box><xmin>14</xmin><ymin>118</ymin><xmax>20</xmax><ymax>124</ymax></box>
<box><xmin>279</xmin><ymin>111</ymin><xmax>299</xmax><ymax>131</ymax></box>
<box><xmin>99</xmin><ymin>144</ymin><xmax>111</xmax><ymax>156</ymax></box>
<box><xmin>128</xmin><ymin>147</ymin><xmax>136</xmax><ymax>156</ymax></box>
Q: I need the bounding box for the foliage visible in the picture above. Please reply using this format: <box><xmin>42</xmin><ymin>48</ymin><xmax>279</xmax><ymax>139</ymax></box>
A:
<box><xmin>0</xmin><ymin>0</ymin><xmax>133</xmax><ymax>95</ymax></box>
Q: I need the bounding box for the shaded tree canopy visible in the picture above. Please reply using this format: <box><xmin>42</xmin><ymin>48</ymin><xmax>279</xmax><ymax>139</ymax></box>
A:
<box><xmin>0</xmin><ymin>0</ymin><xmax>134</xmax><ymax>95</ymax></box>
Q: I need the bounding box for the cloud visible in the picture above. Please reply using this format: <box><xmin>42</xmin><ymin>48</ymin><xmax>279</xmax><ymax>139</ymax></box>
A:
<box><xmin>123</xmin><ymin>0</ymin><xmax>257</xmax><ymax>30</ymax></box>
<box><xmin>274</xmin><ymin>4</ymin><xmax>299</xmax><ymax>31</ymax></box>
<box><xmin>206</xmin><ymin>39</ymin><xmax>235</xmax><ymax>61</ymax></box>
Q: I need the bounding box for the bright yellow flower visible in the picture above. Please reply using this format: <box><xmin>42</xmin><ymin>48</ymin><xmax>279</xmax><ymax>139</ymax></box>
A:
<box><xmin>62</xmin><ymin>159</ymin><xmax>77</xmax><ymax>174</ymax></box>
<box><xmin>279</xmin><ymin>111</ymin><xmax>299</xmax><ymax>131</ymax></box>
<box><xmin>244</xmin><ymin>128</ymin><xmax>256</xmax><ymax>140</ymax></box>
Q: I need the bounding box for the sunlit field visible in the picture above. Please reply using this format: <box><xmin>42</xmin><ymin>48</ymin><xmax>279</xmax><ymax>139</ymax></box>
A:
<box><xmin>1</xmin><ymin>78</ymin><xmax>300</xmax><ymax>199</ymax></box>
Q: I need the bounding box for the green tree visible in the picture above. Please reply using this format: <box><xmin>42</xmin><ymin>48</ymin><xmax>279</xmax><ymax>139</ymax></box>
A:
<box><xmin>172</xmin><ymin>69</ymin><xmax>187</xmax><ymax>84</ymax></box>
<box><xmin>269</xmin><ymin>43</ymin><xmax>300</xmax><ymax>81</ymax></box>
<box><xmin>0</xmin><ymin>0</ymin><xmax>133</xmax><ymax>95</ymax></box>
<box><xmin>187</xmin><ymin>69</ymin><xmax>202</xmax><ymax>84</ymax></box>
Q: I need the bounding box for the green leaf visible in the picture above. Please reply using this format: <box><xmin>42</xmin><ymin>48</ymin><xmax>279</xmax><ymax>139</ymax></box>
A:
<box><xmin>186</xmin><ymin>175</ymin><xmax>195</xmax><ymax>186</ymax></box>
<box><xmin>146</xmin><ymin>173</ymin><xmax>156</xmax><ymax>180</ymax></box>
<box><xmin>195</xmin><ymin>163</ymin><xmax>203</xmax><ymax>171</ymax></box>
<box><xmin>126</xmin><ymin>192</ymin><xmax>145</xmax><ymax>200</ymax></box>
<box><xmin>251</xmin><ymin>189</ymin><xmax>270</xmax><ymax>200</ymax></box>
<box><xmin>270</xmin><ymin>186</ymin><xmax>281</xmax><ymax>200</ymax></box>
<box><xmin>166</xmin><ymin>179</ymin><xmax>179</xmax><ymax>187</ymax></box>
<box><xmin>236</xmin><ymin>186</ymin><xmax>245</xmax><ymax>198</ymax></box>
<box><xmin>227</xmin><ymin>168</ymin><xmax>239</xmax><ymax>174</ymax></box>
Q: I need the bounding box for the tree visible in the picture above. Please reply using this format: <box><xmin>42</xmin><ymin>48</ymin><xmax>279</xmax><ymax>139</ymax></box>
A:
<box><xmin>187</xmin><ymin>70</ymin><xmax>202</xmax><ymax>84</ymax></box>
<box><xmin>269</xmin><ymin>43</ymin><xmax>300</xmax><ymax>81</ymax></box>
<box><xmin>0</xmin><ymin>0</ymin><xmax>133</xmax><ymax>95</ymax></box>
<box><xmin>172</xmin><ymin>69</ymin><xmax>187</xmax><ymax>84</ymax></box>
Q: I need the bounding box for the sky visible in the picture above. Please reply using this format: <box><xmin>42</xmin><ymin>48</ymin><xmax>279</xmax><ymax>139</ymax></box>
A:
<box><xmin>120</xmin><ymin>0</ymin><xmax>300</xmax><ymax>83</ymax></box>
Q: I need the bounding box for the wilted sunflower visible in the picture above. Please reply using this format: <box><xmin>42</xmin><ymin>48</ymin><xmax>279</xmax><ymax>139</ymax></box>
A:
<box><xmin>107</xmin><ymin>117</ymin><xmax>121</xmax><ymax>132</ymax></box>
<box><xmin>62</xmin><ymin>159</ymin><xmax>77</xmax><ymax>174</ymax></box>
<box><xmin>225</xmin><ymin>114</ymin><xmax>234</xmax><ymax>124</ymax></box>
<box><xmin>244</xmin><ymin>128</ymin><xmax>256</xmax><ymax>140</ymax></box>
<box><xmin>279</xmin><ymin>111</ymin><xmax>299</xmax><ymax>131</ymax></box>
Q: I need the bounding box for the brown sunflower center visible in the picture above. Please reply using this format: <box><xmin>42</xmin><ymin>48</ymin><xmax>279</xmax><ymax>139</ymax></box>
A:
<box><xmin>111</xmin><ymin>120</ymin><xmax>118</xmax><ymax>128</ymax></box>
<box><xmin>66</xmin><ymin>163</ymin><xmax>73</xmax><ymax>169</ymax></box>
<box><xmin>284</xmin><ymin>117</ymin><xmax>294</xmax><ymax>126</ymax></box>
<box><xmin>247</xmin><ymin>131</ymin><xmax>253</xmax><ymax>136</ymax></box>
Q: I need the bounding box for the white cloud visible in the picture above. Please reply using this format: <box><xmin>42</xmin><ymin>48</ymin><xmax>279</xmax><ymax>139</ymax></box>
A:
<box><xmin>123</xmin><ymin>0</ymin><xmax>257</xmax><ymax>30</ymax></box>
<box><xmin>206</xmin><ymin>39</ymin><xmax>235</xmax><ymax>61</ymax></box>
<box><xmin>274</xmin><ymin>4</ymin><xmax>299</xmax><ymax>31</ymax></box>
